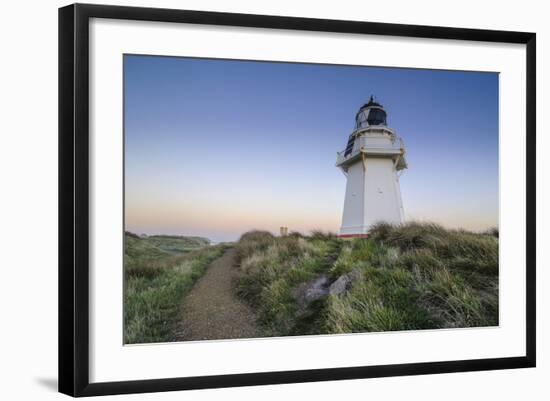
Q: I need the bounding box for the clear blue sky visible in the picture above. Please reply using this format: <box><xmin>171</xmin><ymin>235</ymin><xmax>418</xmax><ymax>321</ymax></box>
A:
<box><xmin>124</xmin><ymin>55</ymin><xmax>499</xmax><ymax>242</ymax></box>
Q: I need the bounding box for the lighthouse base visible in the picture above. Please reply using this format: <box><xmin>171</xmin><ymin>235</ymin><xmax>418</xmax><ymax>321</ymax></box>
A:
<box><xmin>338</xmin><ymin>224</ymin><xmax>371</xmax><ymax>239</ymax></box>
<box><xmin>337</xmin><ymin>233</ymin><xmax>370</xmax><ymax>239</ymax></box>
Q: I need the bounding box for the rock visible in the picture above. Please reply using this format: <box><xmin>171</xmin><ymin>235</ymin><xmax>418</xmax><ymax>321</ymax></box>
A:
<box><xmin>295</xmin><ymin>269</ymin><xmax>364</xmax><ymax>307</ymax></box>
<box><xmin>329</xmin><ymin>275</ymin><xmax>351</xmax><ymax>296</ymax></box>
<box><xmin>295</xmin><ymin>275</ymin><xmax>330</xmax><ymax>307</ymax></box>
<box><xmin>304</xmin><ymin>275</ymin><xmax>330</xmax><ymax>303</ymax></box>
<box><xmin>329</xmin><ymin>269</ymin><xmax>363</xmax><ymax>297</ymax></box>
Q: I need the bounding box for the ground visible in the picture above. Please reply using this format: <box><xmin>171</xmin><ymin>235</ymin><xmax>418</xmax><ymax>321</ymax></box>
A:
<box><xmin>124</xmin><ymin>223</ymin><xmax>499</xmax><ymax>343</ymax></box>
<box><xmin>174</xmin><ymin>248</ymin><xmax>260</xmax><ymax>341</ymax></box>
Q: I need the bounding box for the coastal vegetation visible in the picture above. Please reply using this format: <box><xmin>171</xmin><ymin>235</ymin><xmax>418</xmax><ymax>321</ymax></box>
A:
<box><xmin>234</xmin><ymin>222</ymin><xmax>499</xmax><ymax>337</ymax></box>
<box><xmin>124</xmin><ymin>232</ymin><xmax>225</xmax><ymax>344</ymax></box>
<box><xmin>124</xmin><ymin>222</ymin><xmax>499</xmax><ymax>344</ymax></box>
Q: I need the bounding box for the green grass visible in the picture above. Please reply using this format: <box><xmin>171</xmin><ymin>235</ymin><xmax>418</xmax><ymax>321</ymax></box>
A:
<box><xmin>235</xmin><ymin>231</ymin><xmax>337</xmax><ymax>336</ymax></box>
<box><xmin>146</xmin><ymin>235</ymin><xmax>210</xmax><ymax>254</ymax></box>
<box><xmin>124</xmin><ymin>232</ymin><xmax>224</xmax><ymax>344</ymax></box>
<box><xmin>234</xmin><ymin>223</ymin><xmax>499</xmax><ymax>337</ymax></box>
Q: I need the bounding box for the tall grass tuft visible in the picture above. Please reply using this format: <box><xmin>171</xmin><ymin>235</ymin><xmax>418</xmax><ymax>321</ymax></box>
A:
<box><xmin>309</xmin><ymin>230</ymin><xmax>337</xmax><ymax>241</ymax></box>
<box><xmin>236</xmin><ymin>222</ymin><xmax>499</xmax><ymax>337</ymax></box>
<box><xmin>327</xmin><ymin>222</ymin><xmax>498</xmax><ymax>332</ymax></box>
<box><xmin>236</xmin><ymin>230</ymin><xmax>275</xmax><ymax>261</ymax></box>
<box><xmin>234</xmin><ymin>232</ymin><xmax>334</xmax><ymax>336</ymax></box>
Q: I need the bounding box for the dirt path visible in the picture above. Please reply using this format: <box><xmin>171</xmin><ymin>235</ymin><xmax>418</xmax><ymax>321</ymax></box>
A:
<box><xmin>174</xmin><ymin>248</ymin><xmax>260</xmax><ymax>341</ymax></box>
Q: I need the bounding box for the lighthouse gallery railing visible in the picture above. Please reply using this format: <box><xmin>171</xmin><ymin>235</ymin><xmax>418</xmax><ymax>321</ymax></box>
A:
<box><xmin>336</xmin><ymin>136</ymin><xmax>405</xmax><ymax>165</ymax></box>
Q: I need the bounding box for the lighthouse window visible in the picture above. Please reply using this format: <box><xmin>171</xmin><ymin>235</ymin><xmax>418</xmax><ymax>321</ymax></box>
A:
<box><xmin>367</xmin><ymin>109</ymin><xmax>387</xmax><ymax>126</ymax></box>
<box><xmin>356</xmin><ymin>111</ymin><xmax>368</xmax><ymax>128</ymax></box>
<box><xmin>356</xmin><ymin>108</ymin><xmax>387</xmax><ymax>128</ymax></box>
<box><xmin>344</xmin><ymin>135</ymin><xmax>355</xmax><ymax>156</ymax></box>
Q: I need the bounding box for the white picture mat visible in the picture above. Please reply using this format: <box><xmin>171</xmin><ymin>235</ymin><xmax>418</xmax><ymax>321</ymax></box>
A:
<box><xmin>89</xmin><ymin>18</ymin><xmax>526</xmax><ymax>383</ymax></box>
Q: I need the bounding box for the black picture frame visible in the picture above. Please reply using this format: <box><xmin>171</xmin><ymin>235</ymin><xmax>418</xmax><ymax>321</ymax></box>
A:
<box><xmin>59</xmin><ymin>3</ymin><xmax>536</xmax><ymax>397</ymax></box>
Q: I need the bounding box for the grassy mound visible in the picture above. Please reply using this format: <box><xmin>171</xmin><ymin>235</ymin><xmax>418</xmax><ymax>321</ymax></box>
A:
<box><xmin>234</xmin><ymin>222</ymin><xmax>498</xmax><ymax>337</ymax></box>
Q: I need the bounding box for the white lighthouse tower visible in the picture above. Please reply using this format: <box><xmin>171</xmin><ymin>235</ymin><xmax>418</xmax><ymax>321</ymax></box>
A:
<box><xmin>336</xmin><ymin>97</ymin><xmax>407</xmax><ymax>237</ymax></box>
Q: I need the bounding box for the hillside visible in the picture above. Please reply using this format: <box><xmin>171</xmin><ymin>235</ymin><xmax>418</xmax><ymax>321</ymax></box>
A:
<box><xmin>147</xmin><ymin>235</ymin><xmax>210</xmax><ymax>253</ymax></box>
<box><xmin>124</xmin><ymin>232</ymin><xmax>210</xmax><ymax>266</ymax></box>
<box><xmin>234</xmin><ymin>223</ymin><xmax>499</xmax><ymax>337</ymax></box>
<box><xmin>124</xmin><ymin>231</ymin><xmax>221</xmax><ymax>344</ymax></box>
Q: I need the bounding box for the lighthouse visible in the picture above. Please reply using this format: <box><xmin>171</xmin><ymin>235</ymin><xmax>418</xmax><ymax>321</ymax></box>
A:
<box><xmin>336</xmin><ymin>97</ymin><xmax>407</xmax><ymax>237</ymax></box>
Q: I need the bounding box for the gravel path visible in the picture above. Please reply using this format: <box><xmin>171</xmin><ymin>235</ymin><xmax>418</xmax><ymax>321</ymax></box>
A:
<box><xmin>174</xmin><ymin>248</ymin><xmax>260</xmax><ymax>341</ymax></box>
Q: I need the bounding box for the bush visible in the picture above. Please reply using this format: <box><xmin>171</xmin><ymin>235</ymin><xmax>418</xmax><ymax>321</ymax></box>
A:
<box><xmin>368</xmin><ymin>222</ymin><xmax>394</xmax><ymax>242</ymax></box>
<box><xmin>309</xmin><ymin>230</ymin><xmax>337</xmax><ymax>240</ymax></box>
<box><xmin>239</xmin><ymin>230</ymin><xmax>275</xmax><ymax>243</ymax></box>
<box><xmin>288</xmin><ymin>231</ymin><xmax>305</xmax><ymax>238</ymax></box>
<box><xmin>236</xmin><ymin>230</ymin><xmax>275</xmax><ymax>261</ymax></box>
<box><xmin>371</xmin><ymin>222</ymin><xmax>449</xmax><ymax>251</ymax></box>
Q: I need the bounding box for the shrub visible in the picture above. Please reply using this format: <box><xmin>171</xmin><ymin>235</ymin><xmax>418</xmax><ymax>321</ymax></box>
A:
<box><xmin>309</xmin><ymin>230</ymin><xmax>337</xmax><ymax>240</ymax></box>
<box><xmin>239</xmin><ymin>230</ymin><xmax>275</xmax><ymax>243</ymax></box>
<box><xmin>381</xmin><ymin>222</ymin><xmax>449</xmax><ymax>251</ymax></box>
<box><xmin>236</xmin><ymin>230</ymin><xmax>275</xmax><ymax>261</ymax></box>
<box><xmin>368</xmin><ymin>222</ymin><xmax>394</xmax><ymax>242</ymax></box>
<box><xmin>288</xmin><ymin>231</ymin><xmax>305</xmax><ymax>238</ymax></box>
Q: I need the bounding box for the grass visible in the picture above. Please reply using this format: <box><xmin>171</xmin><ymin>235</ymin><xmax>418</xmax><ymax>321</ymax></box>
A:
<box><xmin>235</xmin><ymin>231</ymin><xmax>338</xmax><ymax>336</ymax></box>
<box><xmin>234</xmin><ymin>222</ymin><xmax>498</xmax><ymax>337</ymax></box>
<box><xmin>124</xmin><ymin>232</ymin><xmax>225</xmax><ymax>344</ymax></box>
<box><xmin>146</xmin><ymin>235</ymin><xmax>210</xmax><ymax>254</ymax></box>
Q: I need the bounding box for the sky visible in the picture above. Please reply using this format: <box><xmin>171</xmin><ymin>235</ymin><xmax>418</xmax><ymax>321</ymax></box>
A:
<box><xmin>124</xmin><ymin>55</ymin><xmax>499</xmax><ymax>242</ymax></box>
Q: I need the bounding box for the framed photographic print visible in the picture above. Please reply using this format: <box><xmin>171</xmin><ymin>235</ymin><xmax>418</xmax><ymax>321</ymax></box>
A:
<box><xmin>58</xmin><ymin>3</ymin><xmax>536</xmax><ymax>397</ymax></box>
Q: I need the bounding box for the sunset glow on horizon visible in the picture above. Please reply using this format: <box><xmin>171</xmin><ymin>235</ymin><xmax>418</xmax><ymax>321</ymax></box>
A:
<box><xmin>124</xmin><ymin>55</ymin><xmax>499</xmax><ymax>242</ymax></box>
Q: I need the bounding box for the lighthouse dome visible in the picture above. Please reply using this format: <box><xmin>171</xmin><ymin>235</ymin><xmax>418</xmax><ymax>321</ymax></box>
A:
<box><xmin>355</xmin><ymin>96</ymin><xmax>387</xmax><ymax>129</ymax></box>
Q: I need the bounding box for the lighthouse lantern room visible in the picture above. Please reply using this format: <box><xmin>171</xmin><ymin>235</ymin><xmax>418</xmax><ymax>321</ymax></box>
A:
<box><xmin>336</xmin><ymin>97</ymin><xmax>407</xmax><ymax>237</ymax></box>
